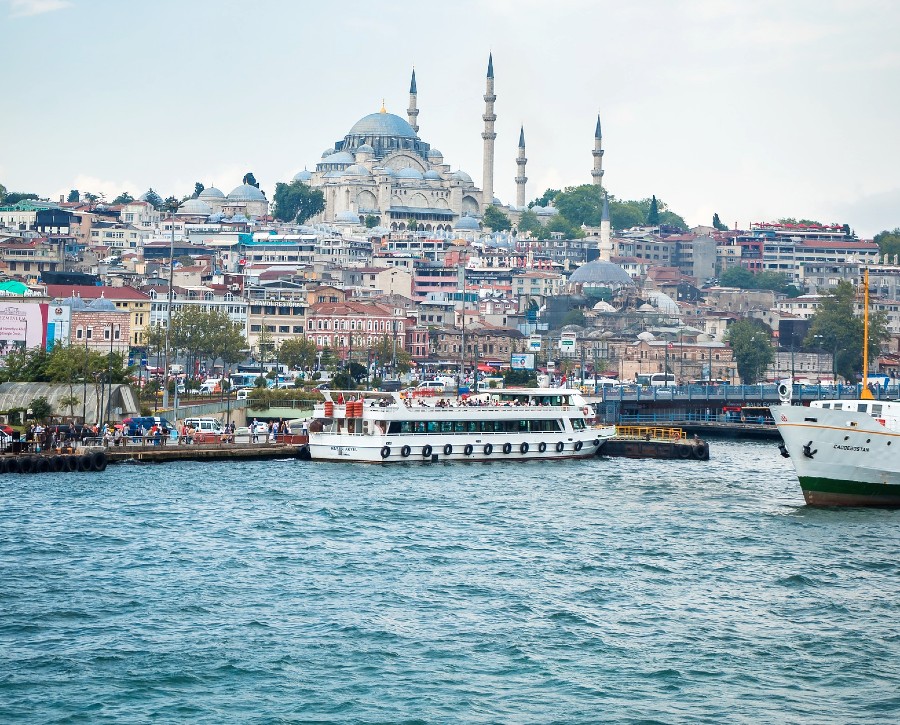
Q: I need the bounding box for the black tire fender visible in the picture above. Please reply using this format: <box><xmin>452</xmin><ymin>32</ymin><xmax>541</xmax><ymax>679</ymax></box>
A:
<box><xmin>520</xmin><ymin>442</ymin><xmax>529</xmax><ymax>454</ymax></box>
<box><xmin>574</xmin><ymin>441</ymin><xmax>583</xmax><ymax>452</ymax></box>
<box><xmin>483</xmin><ymin>443</ymin><xmax>493</xmax><ymax>455</ymax></box>
<box><xmin>556</xmin><ymin>441</ymin><xmax>565</xmax><ymax>453</ymax></box>
<box><xmin>422</xmin><ymin>444</ymin><xmax>433</xmax><ymax>457</ymax></box>
<box><xmin>77</xmin><ymin>454</ymin><xmax>92</xmax><ymax>472</ymax></box>
<box><xmin>463</xmin><ymin>444</ymin><xmax>473</xmax><ymax>456</ymax></box>
<box><xmin>401</xmin><ymin>445</ymin><xmax>411</xmax><ymax>458</ymax></box>
<box><xmin>443</xmin><ymin>444</ymin><xmax>453</xmax><ymax>456</ymax></box>
<box><xmin>538</xmin><ymin>442</ymin><xmax>547</xmax><ymax>453</ymax></box>
<box><xmin>380</xmin><ymin>445</ymin><xmax>391</xmax><ymax>459</ymax></box>
<box><xmin>91</xmin><ymin>451</ymin><xmax>107</xmax><ymax>472</ymax></box>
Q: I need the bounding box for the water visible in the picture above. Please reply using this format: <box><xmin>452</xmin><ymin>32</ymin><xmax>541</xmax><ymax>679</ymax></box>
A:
<box><xmin>2</xmin><ymin>441</ymin><xmax>899</xmax><ymax>723</ymax></box>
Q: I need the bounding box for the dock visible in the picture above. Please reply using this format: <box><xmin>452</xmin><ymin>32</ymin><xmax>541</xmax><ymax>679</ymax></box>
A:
<box><xmin>105</xmin><ymin>441</ymin><xmax>307</xmax><ymax>464</ymax></box>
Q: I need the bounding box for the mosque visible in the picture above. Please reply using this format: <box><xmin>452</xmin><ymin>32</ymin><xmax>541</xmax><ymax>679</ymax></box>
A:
<box><xmin>293</xmin><ymin>55</ymin><xmax>606</xmax><ymax>232</ymax></box>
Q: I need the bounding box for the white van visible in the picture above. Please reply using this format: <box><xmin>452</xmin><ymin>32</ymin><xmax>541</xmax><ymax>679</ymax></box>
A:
<box><xmin>415</xmin><ymin>381</ymin><xmax>445</xmax><ymax>394</ymax></box>
<box><xmin>183</xmin><ymin>418</ymin><xmax>223</xmax><ymax>434</ymax></box>
<box><xmin>198</xmin><ymin>378</ymin><xmax>222</xmax><ymax>395</ymax></box>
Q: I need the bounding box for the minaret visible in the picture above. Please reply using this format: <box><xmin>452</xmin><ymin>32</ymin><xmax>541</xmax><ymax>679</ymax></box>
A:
<box><xmin>591</xmin><ymin>115</ymin><xmax>604</xmax><ymax>186</ymax></box>
<box><xmin>481</xmin><ymin>53</ymin><xmax>497</xmax><ymax>209</ymax></box>
<box><xmin>599</xmin><ymin>193</ymin><xmax>612</xmax><ymax>261</ymax></box>
<box><xmin>515</xmin><ymin>125</ymin><xmax>527</xmax><ymax>209</ymax></box>
<box><xmin>407</xmin><ymin>68</ymin><xmax>419</xmax><ymax>135</ymax></box>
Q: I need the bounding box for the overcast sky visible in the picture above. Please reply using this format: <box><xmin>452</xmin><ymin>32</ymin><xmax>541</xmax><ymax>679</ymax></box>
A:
<box><xmin>4</xmin><ymin>0</ymin><xmax>899</xmax><ymax>237</ymax></box>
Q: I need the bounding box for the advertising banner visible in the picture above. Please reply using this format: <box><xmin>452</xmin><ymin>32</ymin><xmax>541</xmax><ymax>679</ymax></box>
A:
<box><xmin>528</xmin><ymin>335</ymin><xmax>542</xmax><ymax>352</ymax></box>
<box><xmin>510</xmin><ymin>353</ymin><xmax>535</xmax><ymax>370</ymax></box>
<box><xmin>0</xmin><ymin>303</ymin><xmax>48</xmax><ymax>361</ymax></box>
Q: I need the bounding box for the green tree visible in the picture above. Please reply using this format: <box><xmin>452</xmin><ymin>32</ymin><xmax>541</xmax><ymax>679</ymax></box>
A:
<box><xmin>0</xmin><ymin>182</ymin><xmax>6</xmax><ymax>204</ymax></box>
<box><xmin>608</xmin><ymin>199</ymin><xmax>647</xmax><ymax>230</ymax></box>
<box><xmin>719</xmin><ymin>266</ymin><xmax>757</xmax><ymax>289</ymax></box>
<box><xmin>112</xmin><ymin>191</ymin><xmax>134</xmax><ymax>205</ymax></box>
<box><xmin>544</xmin><ymin>214</ymin><xmax>584</xmax><ymax>239</ymax></box>
<box><xmin>143</xmin><ymin>188</ymin><xmax>163</xmax><ymax>209</ymax></box>
<box><xmin>647</xmin><ymin>195</ymin><xmax>660</xmax><ymax>225</ymax></box>
<box><xmin>30</xmin><ymin>396</ymin><xmax>52</xmax><ymax>422</ymax></box>
<box><xmin>3</xmin><ymin>192</ymin><xmax>39</xmax><ymax>205</ymax></box>
<box><xmin>482</xmin><ymin>205</ymin><xmax>511</xmax><ymax>231</ymax></box>
<box><xmin>272</xmin><ymin>180</ymin><xmax>325</xmax><ymax>223</ymax></box>
<box><xmin>193</xmin><ymin>182</ymin><xmax>205</xmax><ymax>198</ymax></box>
<box><xmin>725</xmin><ymin>318</ymin><xmax>775</xmax><ymax>384</ymax></box>
<box><xmin>516</xmin><ymin>207</ymin><xmax>542</xmax><ymax>236</ymax></box>
<box><xmin>712</xmin><ymin>212</ymin><xmax>728</xmax><ymax>231</ymax></box>
<box><xmin>279</xmin><ymin>337</ymin><xmax>318</xmax><ymax>370</ymax></box>
<box><xmin>243</xmin><ymin>172</ymin><xmax>258</xmax><ymax>188</ymax></box>
<box><xmin>67</xmin><ymin>189</ymin><xmax>80</xmax><ymax>203</ymax></box>
<box><xmin>560</xmin><ymin>309</ymin><xmax>586</xmax><ymax>328</ymax></box>
<box><xmin>553</xmin><ymin>184</ymin><xmax>604</xmax><ymax>226</ymax></box>
<box><xmin>163</xmin><ymin>196</ymin><xmax>179</xmax><ymax>213</ymax></box>
<box><xmin>364</xmin><ymin>214</ymin><xmax>380</xmax><ymax>228</ymax></box>
<box><xmin>530</xmin><ymin>189</ymin><xmax>560</xmax><ymax>208</ymax></box>
<box><xmin>369</xmin><ymin>335</ymin><xmax>411</xmax><ymax>373</ymax></box>
<box><xmin>874</xmin><ymin>228</ymin><xmax>900</xmax><ymax>260</ymax></box>
<box><xmin>804</xmin><ymin>280</ymin><xmax>888</xmax><ymax>382</ymax></box>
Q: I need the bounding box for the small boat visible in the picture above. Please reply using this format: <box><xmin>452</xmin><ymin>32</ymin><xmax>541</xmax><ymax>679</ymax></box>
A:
<box><xmin>774</xmin><ymin>268</ymin><xmax>900</xmax><ymax>506</ymax></box>
<box><xmin>307</xmin><ymin>388</ymin><xmax>616</xmax><ymax>463</ymax></box>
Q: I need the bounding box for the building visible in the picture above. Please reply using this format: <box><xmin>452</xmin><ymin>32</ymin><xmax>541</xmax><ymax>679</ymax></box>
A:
<box><xmin>46</xmin><ymin>285</ymin><xmax>151</xmax><ymax>349</ymax></box>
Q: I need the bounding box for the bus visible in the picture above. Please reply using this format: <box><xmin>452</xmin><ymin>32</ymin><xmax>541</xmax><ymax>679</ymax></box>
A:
<box><xmin>636</xmin><ymin>373</ymin><xmax>675</xmax><ymax>387</ymax></box>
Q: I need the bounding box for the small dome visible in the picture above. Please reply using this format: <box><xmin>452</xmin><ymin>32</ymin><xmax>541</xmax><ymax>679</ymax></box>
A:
<box><xmin>322</xmin><ymin>148</ymin><xmax>335</xmax><ymax>158</ymax></box>
<box><xmin>454</xmin><ymin>214</ymin><xmax>480</xmax><ymax>231</ymax></box>
<box><xmin>293</xmin><ymin>169</ymin><xmax>313</xmax><ymax>182</ymax></box>
<box><xmin>493</xmin><ymin>196</ymin><xmax>502</xmax><ymax>205</ymax></box>
<box><xmin>335</xmin><ymin>210</ymin><xmax>360</xmax><ymax>223</ymax></box>
<box><xmin>177</xmin><ymin>198</ymin><xmax>213</xmax><ymax>215</ymax></box>
<box><xmin>395</xmin><ymin>167</ymin><xmax>424</xmax><ymax>180</ymax></box>
<box><xmin>376</xmin><ymin>167</ymin><xmax>395</xmax><ymax>177</ymax></box>
<box><xmin>61</xmin><ymin>295</ymin><xmax>87</xmax><ymax>310</ymax></box>
<box><xmin>569</xmin><ymin>260</ymin><xmax>635</xmax><ymax>286</ymax></box>
<box><xmin>227</xmin><ymin>184</ymin><xmax>266</xmax><ymax>201</ymax></box>
<box><xmin>427</xmin><ymin>148</ymin><xmax>443</xmax><ymax>159</ymax></box>
<box><xmin>198</xmin><ymin>186</ymin><xmax>225</xmax><ymax>200</ymax></box>
<box><xmin>423</xmin><ymin>170</ymin><xmax>442</xmax><ymax>180</ymax></box>
<box><xmin>344</xmin><ymin>164</ymin><xmax>372</xmax><ymax>177</ymax></box>
<box><xmin>348</xmin><ymin>112</ymin><xmax>417</xmax><ymax>138</ymax></box>
<box><xmin>323</xmin><ymin>170</ymin><xmax>344</xmax><ymax>178</ymax></box>
<box><xmin>320</xmin><ymin>151</ymin><xmax>354</xmax><ymax>165</ymax></box>
<box><xmin>87</xmin><ymin>296</ymin><xmax>117</xmax><ymax>312</ymax></box>
<box><xmin>357</xmin><ymin>144</ymin><xmax>375</xmax><ymax>154</ymax></box>
<box><xmin>452</xmin><ymin>170</ymin><xmax>473</xmax><ymax>183</ymax></box>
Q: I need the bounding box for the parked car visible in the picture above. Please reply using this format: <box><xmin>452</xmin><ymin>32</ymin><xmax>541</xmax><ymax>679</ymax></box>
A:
<box><xmin>122</xmin><ymin>416</ymin><xmax>175</xmax><ymax>436</ymax></box>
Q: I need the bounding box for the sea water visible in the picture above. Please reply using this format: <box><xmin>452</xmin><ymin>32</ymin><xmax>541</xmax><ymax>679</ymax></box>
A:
<box><xmin>1</xmin><ymin>441</ymin><xmax>899</xmax><ymax>723</ymax></box>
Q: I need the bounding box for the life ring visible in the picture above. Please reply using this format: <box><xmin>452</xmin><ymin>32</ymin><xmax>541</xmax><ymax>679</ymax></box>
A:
<box><xmin>693</xmin><ymin>443</ymin><xmax>709</xmax><ymax>460</ymax></box>
<box><xmin>64</xmin><ymin>455</ymin><xmax>78</xmax><ymax>472</ymax></box>
<box><xmin>443</xmin><ymin>443</ymin><xmax>453</xmax><ymax>456</ymax></box>
<box><xmin>91</xmin><ymin>451</ymin><xmax>107</xmax><ymax>472</ymax></box>
<box><xmin>538</xmin><ymin>442</ymin><xmax>547</xmax><ymax>453</ymax></box>
<box><xmin>380</xmin><ymin>445</ymin><xmax>391</xmax><ymax>459</ymax></box>
<box><xmin>484</xmin><ymin>443</ymin><xmax>493</xmax><ymax>455</ymax></box>
<box><xmin>556</xmin><ymin>441</ymin><xmax>565</xmax><ymax>453</ymax></box>
<box><xmin>422</xmin><ymin>444</ymin><xmax>433</xmax><ymax>457</ymax></box>
<box><xmin>77</xmin><ymin>454</ymin><xmax>92</xmax><ymax>472</ymax></box>
<box><xmin>678</xmin><ymin>445</ymin><xmax>692</xmax><ymax>459</ymax></box>
<box><xmin>464</xmin><ymin>444</ymin><xmax>473</xmax><ymax>456</ymax></box>
<box><xmin>574</xmin><ymin>441</ymin><xmax>583</xmax><ymax>452</ymax></box>
<box><xmin>401</xmin><ymin>445</ymin><xmax>411</xmax><ymax>458</ymax></box>
<box><xmin>520</xmin><ymin>442</ymin><xmax>529</xmax><ymax>454</ymax></box>
<box><xmin>502</xmin><ymin>442</ymin><xmax>512</xmax><ymax>454</ymax></box>
<box><xmin>51</xmin><ymin>456</ymin><xmax>65</xmax><ymax>472</ymax></box>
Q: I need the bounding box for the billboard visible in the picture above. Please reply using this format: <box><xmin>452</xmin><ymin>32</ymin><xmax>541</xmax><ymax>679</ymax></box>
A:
<box><xmin>528</xmin><ymin>335</ymin><xmax>541</xmax><ymax>352</ymax></box>
<box><xmin>0</xmin><ymin>303</ymin><xmax>48</xmax><ymax>361</ymax></box>
<box><xmin>510</xmin><ymin>353</ymin><xmax>535</xmax><ymax>370</ymax></box>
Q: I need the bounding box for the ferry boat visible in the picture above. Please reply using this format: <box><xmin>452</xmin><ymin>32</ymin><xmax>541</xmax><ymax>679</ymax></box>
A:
<box><xmin>774</xmin><ymin>268</ymin><xmax>900</xmax><ymax>507</ymax></box>
<box><xmin>307</xmin><ymin>388</ymin><xmax>615</xmax><ymax>463</ymax></box>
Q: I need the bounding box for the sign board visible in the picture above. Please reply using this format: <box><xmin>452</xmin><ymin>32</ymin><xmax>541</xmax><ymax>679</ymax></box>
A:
<box><xmin>559</xmin><ymin>334</ymin><xmax>576</xmax><ymax>352</ymax></box>
<box><xmin>510</xmin><ymin>353</ymin><xmax>535</xmax><ymax>370</ymax></box>
<box><xmin>528</xmin><ymin>335</ymin><xmax>542</xmax><ymax>352</ymax></box>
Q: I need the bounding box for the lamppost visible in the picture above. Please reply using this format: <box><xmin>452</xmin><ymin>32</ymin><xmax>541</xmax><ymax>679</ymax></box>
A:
<box><xmin>162</xmin><ymin>208</ymin><xmax>176</xmax><ymax>410</ymax></box>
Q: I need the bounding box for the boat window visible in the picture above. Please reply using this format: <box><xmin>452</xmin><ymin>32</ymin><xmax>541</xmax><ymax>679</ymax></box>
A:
<box><xmin>415</xmin><ymin>422</ymin><xmax>426</xmax><ymax>433</ymax></box>
<box><xmin>441</xmin><ymin>421</ymin><xmax>453</xmax><ymax>433</ymax></box>
<box><xmin>833</xmin><ymin>403</ymin><xmax>842</xmax><ymax>410</ymax></box>
<box><xmin>572</xmin><ymin>418</ymin><xmax>586</xmax><ymax>430</ymax></box>
<box><xmin>872</xmin><ymin>405</ymin><xmax>883</xmax><ymax>416</ymax></box>
<box><xmin>454</xmin><ymin>421</ymin><xmax>466</xmax><ymax>432</ymax></box>
<box><xmin>518</xmin><ymin>420</ymin><xmax>529</xmax><ymax>433</ymax></box>
<box><xmin>389</xmin><ymin>422</ymin><xmax>402</xmax><ymax>434</ymax></box>
<box><xmin>821</xmin><ymin>403</ymin><xmax>831</xmax><ymax>409</ymax></box>
<box><xmin>467</xmin><ymin>421</ymin><xmax>479</xmax><ymax>432</ymax></box>
<box><xmin>426</xmin><ymin>422</ymin><xmax>438</xmax><ymax>433</ymax></box>
<box><xmin>857</xmin><ymin>404</ymin><xmax>868</xmax><ymax>413</ymax></box>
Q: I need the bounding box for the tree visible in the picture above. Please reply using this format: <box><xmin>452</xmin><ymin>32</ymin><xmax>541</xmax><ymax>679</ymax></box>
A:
<box><xmin>272</xmin><ymin>180</ymin><xmax>325</xmax><ymax>223</ymax></box>
<box><xmin>516</xmin><ymin>208</ymin><xmax>542</xmax><ymax>236</ymax></box>
<box><xmin>143</xmin><ymin>188</ymin><xmax>163</xmax><ymax>210</ymax></box>
<box><xmin>804</xmin><ymin>280</ymin><xmax>888</xmax><ymax>382</ymax></box>
<box><xmin>193</xmin><ymin>182</ymin><xmax>205</xmax><ymax>198</ymax></box>
<box><xmin>560</xmin><ymin>309</ymin><xmax>586</xmax><ymax>328</ymax></box>
<box><xmin>369</xmin><ymin>335</ymin><xmax>411</xmax><ymax>373</ymax></box>
<box><xmin>482</xmin><ymin>205</ymin><xmax>511</xmax><ymax>231</ymax></box>
<box><xmin>725</xmin><ymin>318</ymin><xmax>775</xmax><ymax>384</ymax></box>
<box><xmin>530</xmin><ymin>189</ymin><xmax>560</xmax><ymax>208</ymax></box>
<box><xmin>712</xmin><ymin>212</ymin><xmax>728</xmax><ymax>231</ymax></box>
<box><xmin>112</xmin><ymin>191</ymin><xmax>134</xmax><ymax>205</ymax></box>
<box><xmin>30</xmin><ymin>396</ymin><xmax>52</xmax><ymax>422</ymax></box>
<box><xmin>67</xmin><ymin>189</ymin><xmax>80</xmax><ymax>203</ymax></box>
<box><xmin>243</xmin><ymin>172</ymin><xmax>259</xmax><ymax>188</ymax></box>
<box><xmin>841</xmin><ymin>223</ymin><xmax>853</xmax><ymax>238</ymax></box>
<box><xmin>874</xmin><ymin>228</ymin><xmax>900</xmax><ymax>260</ymax></box>
<box><xmin>163</xmin><ymin>196</ymin><xmax>179</xmax><ymax>213</ymax></box>
<box><xmin>364</xmin><ymin>214</ymin><xmax>380</xmax><ymax>228</ymax></box>
<box><xmin>279</xmin><ymin>337</ymin><xmax>318</xmax><ymax>370</ymax></box>
<box><xmin>553</xmin><ymin>184</ymin><xmax>604</xmax><ymax>226</ymax></box>
<box><xmin>2</xmin><ymin>192</ymin><xmax>39</xmax><ymax>205</ymax></box>
<box><xmin>647</xmin><ymin>195</ymin><xmax>660</xmax><ymax>226</ymax></box>
<box><xmin>0</xmin><ymin>182</ymin><xmax>6</xmax><ymax>204</ymax></box>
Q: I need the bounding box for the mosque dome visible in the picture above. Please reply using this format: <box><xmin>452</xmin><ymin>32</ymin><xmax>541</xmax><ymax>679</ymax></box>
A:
<box><xmin>569</xmin><ymin>260</ymin><xmax>635</xmax><ymax>286</ymax></box>
<box><xmin>357</xmin><ymin>143</ymin><xmax>375</xmax><ymax>154</ymax></box>
<box><xmin>320</xmin><ymin>151</ymin><xmax>354</xmax><ymax>165</ymax></box>
<box><xmin>335</xmin><ymin>210</ymin><xmax>360</xmax><ymax>223</ymax></box>
<box><xmin>427</xmin><ymin>148</ymin><xmax>443</xmax><ymax>159</ymax></box>
<box><xmin>454</xmin><ymin>214</ymin><xmax>481</xmax><ymax>231</ymax></box>
<box><xmin>344</xmin><ymin>164</ymin><xmax>372</xmax><ymax>177</ymax></box>
<box><xmin>227</xmin><ymin>183</ymin><xmax>266</xmax><ymax>201</ymax></box>
<box><xmin>395</xmin><ymin>167</ymin><xmax>424</xmax><ymax>180</ymax></box>
<box><xmin>492</xmin><ymin>196</ymin><xmax>502</xmax><ymax>205</ymax></box>
<box><xmin>177</xmin><ymin>198</ymin><xmax>213</xmax><ymax>215</ymax></box>
<box><xmin>322</xmin><ymin>148</ymin><xmax>335</xmax><ymax>158</ymax></box>
<box><xmin>423</xmin><ymin>170</ymin><xmax>442</xmax><ymax>180</ymax></box>
<box><xmin>198</xmin><ymin>186</ymin><xmax>225</xmax><ymax>200</ymax></box>
<box><xmin>452</xmin><ymin>170</ymin><xmax>473</xmax><ymax>183</ymax></box>
<box><xmin>348</xmin><ymin>111</ymin><xmax>417</xmax><ymax>138</ymax></box>
<box><xmin>293</xmin><ymin>169</ymin><xmax>313</xmax><ymax>182</ymax></box>
<box><xmin>323</xmin><ymin>170</ymin><xmax>344</xmax><ymax>178</ymax></box>
<box><xmin>87</xmin><ymin>296</ymin><xmax>117</xmax><ymax>312</ymax></box>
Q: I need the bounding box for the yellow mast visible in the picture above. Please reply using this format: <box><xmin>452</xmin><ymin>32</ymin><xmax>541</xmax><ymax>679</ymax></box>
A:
<box><xmin>861</xmin><ymin>267</ymin><xmax>873</xmax><ymax>399</ymax></box>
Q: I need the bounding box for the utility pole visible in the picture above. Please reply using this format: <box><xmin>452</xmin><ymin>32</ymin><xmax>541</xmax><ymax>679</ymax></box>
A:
<box><xmin>162</xmin><ymin>209</ymin><xmax>175</xmax><ymax>410</ymax></box>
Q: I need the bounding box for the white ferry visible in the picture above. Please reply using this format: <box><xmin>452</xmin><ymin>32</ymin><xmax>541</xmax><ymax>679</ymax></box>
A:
<box><xmin>307</xmin><ymin>388</ymin><xmax>615</xmax><ymax>463</ymax></box>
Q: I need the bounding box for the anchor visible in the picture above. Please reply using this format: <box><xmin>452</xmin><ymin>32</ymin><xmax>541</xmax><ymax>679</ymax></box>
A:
<box><xmin>778</xmin><ymin>442</ymin><xmax>790</xmax><ymax>458</ymax></box>
<box><xmin>802</xmin><ymin>440</ymin><xmax>817</xmax><ymax>459</ymax></box>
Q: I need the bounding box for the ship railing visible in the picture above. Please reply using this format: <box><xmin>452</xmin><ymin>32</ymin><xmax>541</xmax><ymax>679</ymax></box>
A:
<box><xmin>614</xmin><ymin>425</ymin><xmax>686</xmax><ymax>442</ymax></box>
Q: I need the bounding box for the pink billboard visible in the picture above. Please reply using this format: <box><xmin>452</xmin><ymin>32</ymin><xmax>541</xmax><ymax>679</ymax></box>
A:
<box><xmin>0</xmin><ymin>303</ymin><xmax>48</xmax><ymax>361</ymax></box>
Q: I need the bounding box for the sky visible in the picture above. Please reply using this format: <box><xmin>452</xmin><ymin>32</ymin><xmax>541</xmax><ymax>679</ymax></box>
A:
<box><xmin>3</xmin><ymin>0</ymin><xmax>900</xmax><ymax>237</ymax></box>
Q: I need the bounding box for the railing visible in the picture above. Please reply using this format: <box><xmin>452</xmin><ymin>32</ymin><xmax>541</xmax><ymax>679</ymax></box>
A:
<box><xmin>614</xmin><ymin>425</ymin><xmax>686</xmax><ymax>441</ymax></box>
<box><xmin>614</xmin><ymin>412</ymin><xmax>775</xmax><ymax>426</ymax></box>
<box><xmin>594</xmin><ymin>383</ymin><xmax>895</xmax><ymax>403</ymax></box>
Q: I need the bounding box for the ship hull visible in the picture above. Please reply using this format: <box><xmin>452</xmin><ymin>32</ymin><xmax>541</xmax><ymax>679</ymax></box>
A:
<box><xmin>774</xmin><ymin>404</ymin><xmax>900</xmax><ymax>507</ymax></box>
